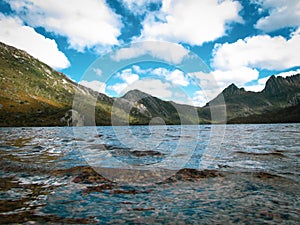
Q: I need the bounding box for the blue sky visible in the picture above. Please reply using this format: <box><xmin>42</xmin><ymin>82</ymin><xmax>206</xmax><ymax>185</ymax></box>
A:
<box><xmin>0</xmin><ymin>0</ymin><xmax>299</xmax><ymax>106</ymax></box>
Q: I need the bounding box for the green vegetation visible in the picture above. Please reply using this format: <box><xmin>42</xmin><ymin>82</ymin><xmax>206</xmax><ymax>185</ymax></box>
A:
<box><xmin>0</xmin><ymin>42</ymin><xmax>299</xmax><ymax>126</ymax></box>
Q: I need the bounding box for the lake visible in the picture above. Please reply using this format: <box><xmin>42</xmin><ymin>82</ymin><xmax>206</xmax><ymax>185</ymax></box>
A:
<box><xmin>0</xmin><ymin>124</ymin><xmax>299</xmax><ymax>224</ymax></box>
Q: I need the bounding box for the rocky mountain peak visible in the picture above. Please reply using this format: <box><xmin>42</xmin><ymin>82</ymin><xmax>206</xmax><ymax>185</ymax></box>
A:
<box><xmin>222</xmin><ymin>83</ymin><xmax>246</xmax><ymax>96</ymax></box>
<box><xmin>121</xmin><ymin>89</ymin><xmax>152</xmax><ymax>102</ymax></box>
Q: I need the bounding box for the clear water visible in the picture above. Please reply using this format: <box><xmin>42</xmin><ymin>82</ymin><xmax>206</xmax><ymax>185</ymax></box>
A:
<box><xmin>0</xmin><ymin>124</ymin><xmax>299</xmax><ymax>224</ymax></box>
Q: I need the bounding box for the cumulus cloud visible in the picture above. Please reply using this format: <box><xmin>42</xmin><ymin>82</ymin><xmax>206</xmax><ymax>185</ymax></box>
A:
<box><xmin>79</xmin><ymin>80</ymin><xmax>107</xmax><ymax>94</ymax></box>
<box><xmin>111</xmin><ymin>41</ymin><xmax>189</xmax><ymax>64</ymax></box>
<box><xmin>137</xmin><ymin>0</ymin><xmax>243</xmax><ymax>45</ymax></box>
<box><xmin>0</xmin><ymin>14</ymin><xmax>70</xmax><ymax>69</ymax></box>
<box><xmin>152</xmin><ymin>68</ymin><xmax>189</xmax><ymax>86</ymax></box>
<box><xmin>253</xmin><ymin>0</ymin><xmax>300</xmax><ymax>32</ymax></box>
<box><xmin>212</xmin><ymin>32</ymin><xmax>300</xmax><ymax>71</ymax></box>
<box><xmin>6</xmin><ymin>0</ymin><xmax>123</xmax><ymax>52</ymax></box>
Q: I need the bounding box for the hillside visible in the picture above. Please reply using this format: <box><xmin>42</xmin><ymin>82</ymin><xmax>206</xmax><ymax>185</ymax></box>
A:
<box><xmin>0</xmin><ymin>42</ymin><xmax>79</xmax><ymax>126</ymax></box>
<box><xmin>0</xmin><ymin>42</ymin><xmax>299</xmax><ymax>126</ymax></box>
<box><xmin>0</xmin><ymin>42</ymin><xmax>202</xmax><ymax>126</ymax></box>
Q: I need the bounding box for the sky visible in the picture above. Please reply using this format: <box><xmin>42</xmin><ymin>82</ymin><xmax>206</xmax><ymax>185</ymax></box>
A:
<box><xmin>0</xmin><ymin>0</ymin><xmax>300</xmax><ymax>106</ymax></box>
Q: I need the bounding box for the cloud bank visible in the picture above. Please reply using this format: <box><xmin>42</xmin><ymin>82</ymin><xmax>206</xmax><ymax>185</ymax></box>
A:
<box><xmin>5</xmin><ymin>0</ymin><xmax>123</xmax><ymax>52</ymax></box>
<box><xmin>0</xmin><ymin>14</ymin><xmax>70</xmax><ymax>69</ymax></box>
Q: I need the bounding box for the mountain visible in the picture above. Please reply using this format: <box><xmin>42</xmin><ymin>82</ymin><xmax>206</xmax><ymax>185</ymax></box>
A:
<box><xmin>201</xmin><ymin>74</ymin><xmax>300</xmax><ymax>122</ymax></box>
<box><xmin>0</xmin><ymin>41</ymin><xmax>299</xmax><ymax>126</ymax></box>
<box><xmin>119</xmin><ymin>89</ymin><xmax>205</xmax><ymax>124</ymax></box>
<box><xmin>0</xmin><ymin>42</ymin><xmax>203</xmax><ymax>126</ymax></box>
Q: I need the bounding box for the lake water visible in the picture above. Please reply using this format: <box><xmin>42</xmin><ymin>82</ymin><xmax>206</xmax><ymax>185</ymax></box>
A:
<box><xmin>0</xmin><ymin>124</ymin><xmax>299</xmax><ymax>224</ymax></box>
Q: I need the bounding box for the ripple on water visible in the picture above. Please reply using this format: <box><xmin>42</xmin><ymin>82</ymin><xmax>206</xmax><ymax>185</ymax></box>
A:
<box><xmin>0</xmin><ymin>125</ymin><xmax>299</xmax><ymax>224</ymax></box>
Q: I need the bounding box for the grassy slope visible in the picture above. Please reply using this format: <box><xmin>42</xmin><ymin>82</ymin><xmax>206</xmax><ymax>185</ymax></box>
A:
<box><xmin>1</xmin><ymin>42</ymin><xmax>299</xmax><ymax>126</ymax></box>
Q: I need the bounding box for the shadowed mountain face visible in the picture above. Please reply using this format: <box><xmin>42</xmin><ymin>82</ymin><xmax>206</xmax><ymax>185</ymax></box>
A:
<box><xmin>201</xmin><ymin>74</ymin><xmax>300</xmax><ymax>122</ymax></box>
<box><xmin>0</xmin><ymin>42</ymin><xmax>299</xmax><ymax>126</ymax></box>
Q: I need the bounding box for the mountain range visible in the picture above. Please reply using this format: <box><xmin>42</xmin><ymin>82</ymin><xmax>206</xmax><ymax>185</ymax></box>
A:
<box><xmin>0</xmin><ymin>42</ymin><xmax>299</xmax><ymax>126</ymax></box>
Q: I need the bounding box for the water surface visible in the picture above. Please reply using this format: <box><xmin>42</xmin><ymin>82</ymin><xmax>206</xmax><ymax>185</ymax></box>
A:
<box><xmin>0</xmin><ymin>124</ymin><xmax>299</xmax><ymax>224</ymax></box>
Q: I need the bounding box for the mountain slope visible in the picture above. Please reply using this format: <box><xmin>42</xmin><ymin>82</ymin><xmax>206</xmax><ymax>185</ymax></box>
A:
<box><xmin>0</xmin><ymin>41</ymin><xmax>299</xmax><ymax>126</ymax></box>
<box><xmin>0</xmin><ymin>42</ymin><xmax>107</xmax><ymax>126</ymax></box>
<box><xmin>118</xmin><ymin>89</ymin><xmax>204</xmax><ymax>124</ymax></box>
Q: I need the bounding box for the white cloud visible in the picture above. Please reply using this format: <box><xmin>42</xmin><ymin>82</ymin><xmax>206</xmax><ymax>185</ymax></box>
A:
<box><xmin>108</xmin><ymin>65</ymin><xmax>189</xmax><ymax>96</ymax></box>
<box><xmin>107</xmin><ymin>66</ymin><xmax>175</xmax><ymax>98</ymax></box>
<box><xmin>93</xmin><ymin>68</ymin><xmax>102</xmax><ymax>77</ymax></box>
<box><xmin>254</xmin><ymin>0</ymin><xmax>300</xmax><ymax>32</ymax></box>
<box><xmin>107</xmin><ymin>67</ymin><xmax>140</xmax><ymax>95</ymax></box>
<box><xmin>188</xmin><ymin>67</ymin><xmax>258</xmax><ymax>105</ymax></box>
<box><xmin>212</xmin><ymin>33</ymin><xmax>300</xmax><ymax>71</ymax></box>
<box><xmin>192</xmin><ymin>90</ymin><xmax>209</xmax><ymax>107</ymax></box>
<box><xmin>189</xmin><ymin>67</ymin><xmax>259</xmax><ymax>100</ymax></box>
<box><xmin>107</xmin><ymin>82</ymin><xmax>128</xmax><ymax>95</ymax></box>
<box><xmin>108</xmin><ymin>78</ymin><xmax>172</xmax><ymax>98</ymax></box>
<box><xmin>6</xmin><ymin>0</ymin><xmax>123</xmax><ymax>52</ymax></box>
<box><xmin>188</xmin><ymin>72</ymin><xmax>224</xmax><ymax>102</ymax></box>
<box><xmin>116</xmin><ymin>68</ymin><xmax>139</xmax><ymax>84</ymax></box>
<box><xmin>152</xmin><ymin>68</ymin><xmax>189</xmax><ymax>86</ymax></box>
<box><xmin>111</xmin><ymin>41</ymin><xmax>189</xmax><ymax>64</ymax></box>
<box><xmin>79</xmin><ymin>80</ymin><xmax>106</xmax><ymax>94</ymax></box>
<box><xmin>137</xmin><ymin>0</ymin><xmax>243</xmax><ymax>45</ymax></box>
<box><xmin>245</xmin><ymin>69</ymin><xmax>300</xmax><ymax>92</ymax></box>
<box><xmin>123</xmin><ymin>78</ymin><xmax>172</xmax><ymax>98</ymax></box>
<box><xmin>0</xmin><ymin>14</ymin><xmax>70</xmax><ymax>69</ymax></box>
<box><xmin>212</xmin><ymin>67</ymin><xmax>259</xmax><ymax>88</ymax></box>
<box><xmin>122</xmin><ymin>0</ymin><xmax>161</xmax><ymax>15</ymax></box>
<box><xmin>132</xmin><ymin>65</ymin><xmax>152</xmax><ymax>75</ymax></box>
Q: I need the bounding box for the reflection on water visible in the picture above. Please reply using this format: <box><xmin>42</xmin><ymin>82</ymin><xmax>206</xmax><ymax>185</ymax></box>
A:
<box><xmin>0</xmin><ymin>124</ymin><xmax>299</xmax><ymax>224</ymax></box>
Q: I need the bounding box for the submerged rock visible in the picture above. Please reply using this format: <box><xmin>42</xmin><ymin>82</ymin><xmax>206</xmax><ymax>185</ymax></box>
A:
<box><xmin>130</xmin><ymin>150</ymin><xmax>165</xmax><ymax>157</ymax></box>
<box><xmin>164</xmin><ymin>168</ymin><xmax>223</xmax><ymax>183</ymax></box>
